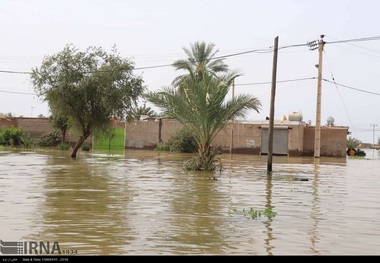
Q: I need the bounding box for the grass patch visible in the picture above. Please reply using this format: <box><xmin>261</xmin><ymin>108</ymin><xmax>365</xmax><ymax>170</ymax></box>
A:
<box><xmin>93</xmin><ymin>127</ymin><xmax>124</xmax><ymax>151</ymax></box>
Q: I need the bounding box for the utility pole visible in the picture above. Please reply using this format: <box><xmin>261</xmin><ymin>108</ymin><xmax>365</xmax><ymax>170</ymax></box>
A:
<box><xmin>370</xmin><ymin>124</ymin><xmax>378</xmax><ymax>147</ymax></box>
<box><xmin>309</xmin><ymin>35</ymin><xmax>325</xmax><ymax>158</ymax></box>
<box><xmin>230</xmin><ymin>79</ymin><xmax>235</xmax><ymax>156</ymax></box>
<box><xmin>267</xmin><ymin>36</ymin><xmax>279</xmax><ymax>172</ymax></box>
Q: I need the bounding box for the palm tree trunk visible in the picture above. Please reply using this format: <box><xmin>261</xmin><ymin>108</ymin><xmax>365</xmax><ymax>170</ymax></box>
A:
<box><xmin>197</xmin><ymin>143</ymin><xmax>214</xmax><ymax>171</ymax></box>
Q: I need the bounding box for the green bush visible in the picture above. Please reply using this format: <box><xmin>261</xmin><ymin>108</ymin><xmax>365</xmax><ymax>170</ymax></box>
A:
<box><xmin>56</xmin><ymin>143</ymin><xmax>70</xmax><ymax>151</ymax></box>
<box><xmin>21</xmin><ymin>135</ymin><xmax>34</xmax><ymax>149</ymax></box>
<box><xmin>154</xmin><ymin>143</ymin><xmax>171</xmax><ymax>151</ymax></box>
<box><xmin>81</xmin><ymin>143</ymin><xmax>90</xmax><ymax>151</ymax></box>
<box><xmin>156</xmin><ymin>127</ymin><xmax>198</xmax><ymax>153</ymax></box>
<box><xmin>37</xmin><ymin>130</ymin><xmax>61</xmax><ymax>147</ymax></box>
<box><xmin>0</xmin><ymin>127</ymin><xmax>25</xmax><ymax>146</ymax></box>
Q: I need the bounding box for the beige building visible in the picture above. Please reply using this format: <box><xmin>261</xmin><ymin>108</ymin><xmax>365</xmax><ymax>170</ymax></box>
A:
<box><xmin>125</xmin><ymin>117</ymin><xmax>349</xmax><ymax>157</ymax></box>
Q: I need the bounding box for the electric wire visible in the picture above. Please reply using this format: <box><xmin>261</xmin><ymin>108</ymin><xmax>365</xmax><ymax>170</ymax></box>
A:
<box><xmin>323</xmin><ymin>50</ymin><xmax>360</xmax><ymax>140</ymax></box>
<box><xmin>1</xmin><ymin>35</ymin><xmax>380</xmax><ymax>75</ymax></box>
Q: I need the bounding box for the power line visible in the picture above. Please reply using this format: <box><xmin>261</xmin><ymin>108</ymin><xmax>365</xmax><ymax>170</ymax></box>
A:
<box><xmin>235</xmin><ymin>77</ymin><xmax>316</xmax><ymax>86</ymax></box>
<box><xmin>0</xmin><ymin>48</ymin><xmax>275</xmax><ymax>75</ymax></box>
<box><xmin>323</xmin><ymin>49</ymin><xmax>359</xmax><ymax>139</ymax></box>
<box><xmin>325</xmin><ymin>35</ymin><xmax>380</xmax><ymax>45</ymax></box>
<box><xmin>0</xmin><ymin>70</ymin><xmax>31</xmax><ymax>75</ymax></box>
<box><xmin>0</xmin><ymin>89</ymin><xmax>36</xmax><ymax>95</ymax></box>
<box><xmin>322</xmin><ymin>78</ymin><xmax>380</xmax><ymax>96</ymax></box>
<box><xmin>326</xmin><ymin>36</ymin><xmax>380</xmax><ymax>58</ymax></box>
<box><xmin>1</xmin><ymin>76</ymin><xmax>378</xmax><ymax>97</ymax></box>
<box><xmin>0</xmin><ymin>77</ymin><xmax>316</xmax><ymax>96</ymax></box>
<box><xmin>1</xmin><ymin>35</ymin><xmax>379</xmax><ymax>75</ymax></box>
<box><xmin>0</xmin><ymin>34</ymin><xmax>380</xmax><ymax>77</ymax></box>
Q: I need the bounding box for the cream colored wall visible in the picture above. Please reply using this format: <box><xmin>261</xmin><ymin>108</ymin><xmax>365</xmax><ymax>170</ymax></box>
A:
<box><xmin>124</xmin><ymin>119</ymin><xmax>344</xmax><ymax>156</ymax></box>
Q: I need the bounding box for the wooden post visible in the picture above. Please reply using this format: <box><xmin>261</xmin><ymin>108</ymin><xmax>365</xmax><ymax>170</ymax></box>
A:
<box><xmin>267</xmin><ymin>36</ymin><xmax>279</xmax><ymax>172</ymax></box>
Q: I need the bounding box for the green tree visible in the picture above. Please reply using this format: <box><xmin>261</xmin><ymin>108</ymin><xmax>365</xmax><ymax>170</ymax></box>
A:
<box><xmin>346</xmin><ymin>136</ymin><xmax>361</xmax><ymax>149</ymax></box>
<box><xmin>49</xmin><ymin>114</ymin><xmax>70</xmax><ymax>143</ymax></box>
<box><xmin>172</xmin><ymin>41</ymin><xmax>229</xmax><ymax>89</ymax></box>
<box><xmin>31</xmin><ymin>44</ymin><xmax>145</xmax><ymax>158</ymax></box>
<box><xmin>0</xmin><ymin>112</ymin><xmax>14</xmax><ymax>118</ymax></box>
<box><xmin>146</xmin><ymin>68</ymin><xmax>261</xmax><ymax>171</ymax></box>
<box><xmin>125</xmin><ymin>103</ymin><xmax>157</xmax><ymax>122</ymax></box>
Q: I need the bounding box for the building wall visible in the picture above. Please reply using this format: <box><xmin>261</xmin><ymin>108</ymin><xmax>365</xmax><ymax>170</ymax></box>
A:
<box><xmin>126</xmin><ymin>119</ymin><xmax>161</xmax><ymax>149</ymax></box>
<box><xmin>288</xmin><ymin>123</ymin><xmax>305</xmax><ymax>156</ymax></box>
<box><xmin>303</xmin><ymin>126</ymin><xmax>348</xmax><ymax>157</ymax></box>
<box><xmin>125</xmin><ymin>119</ymin><xmax>347</xmax><ymax>157</ymax></box>
<box><xmin>1</xmin><ymin>117</ymin><xmax>347</xmax><ymax>157</ymax></box>
<box><xmin>0</xmin><ymin>117</ymin><xmax>119</xmax><ymax>145</ymax></box>
<box><xmin>212</xmin><ymin>122</ymin><xmax>261</xmax><ymax>154</ymax></box>
<box><xmin>0</xmin><ymin>118</ymin><xmax>17</xmax><ymax>129</ymax></box>
<box><xmin>16</xmin><ymin>118</ymin><xmax>54</xmax><ymax>137</ymax></box>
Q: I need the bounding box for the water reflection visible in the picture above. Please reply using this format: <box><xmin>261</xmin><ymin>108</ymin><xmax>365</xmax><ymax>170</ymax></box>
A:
<box><xmin>264</xmin><ymin>174</ymin><xmax>274</xmax><ymax>255</ymax></box>
<box><xmin>309</xmin><ymin>159</ymin><xmax>320</xmax><ymax>255</ymax></box>
<box><xmin>164</xmin><ymin>173</ymin><xmax>222</xmax><ymax>254</ymax></box>
<box><xmin>1</xmin><ymin>149</ymin><xmax>380</xmax><ymax>255</ymax></box>
<box><xmin>25</xmin><ymin>153</ymin><xmax>133</xmax><ymax>255</ymax></box>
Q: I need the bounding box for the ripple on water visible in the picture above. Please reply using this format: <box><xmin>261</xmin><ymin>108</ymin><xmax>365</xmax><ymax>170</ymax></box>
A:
<box><xmin>1</xmin><ymin>149</ymin><xmax>380</xmax><ymax>255</ymax></box>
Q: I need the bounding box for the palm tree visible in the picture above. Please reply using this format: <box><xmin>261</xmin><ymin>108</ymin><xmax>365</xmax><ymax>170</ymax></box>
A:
<box><xmin>146</xmin><ymin>69</ymin><xmax>261</xmax><ymax>171</ymax></box>
<box><xmin>346</xmin><ymin>136</ymin><xmax>361</xmax><ymax>149</ymax></box>
<box><xmin>125</xmin><ymin>104</ymin><xmax>157</xmax><ymax>122</ymax></box>
<box><xmin>172</xmin><ymin>41</ymin><xmax>229</xmax><ymax>89</ymax></box>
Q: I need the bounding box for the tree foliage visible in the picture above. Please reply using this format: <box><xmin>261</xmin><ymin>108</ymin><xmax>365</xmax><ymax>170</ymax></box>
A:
<box><xmin>125</xmin><ymin>103</ymin><xmax>157</xmax><ymax>122</ymax></box>
<box><xmin>146</xmin><ymin>68</ymin><xmax>261</xmax><ymax>171</ymax></box>
<box><xmin>346</xmin><ymin>136</ymin><xmax>361</xmax><ymax>149</ymax></box>
<box><xmin>172</xmin><ymin>41</ymin><xmax>229</xmax><ymax>89</ymax></box>
<box><xmin>31</xmin><ymin>44</ymin><xmax>145</xmax><ymax>157</ymax></box>
<box><xmin>49</xmin><ymin>114</ymin><xmax>70</xmax><ymax>143</ymax></box>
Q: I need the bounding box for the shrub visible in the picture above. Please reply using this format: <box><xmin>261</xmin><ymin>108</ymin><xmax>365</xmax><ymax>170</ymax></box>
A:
<box><xmin>37</xmin><ymin>130</ymin><xmax>61</xmax><ymax>147</ymax></box>
<box><xmin>155</xmin><ymin>127</ymin><xmax>198</xmax><ymax>153</ymax></box>
<box><xmin>0</xmin><ymin>127</ymin><xmax>25</xmax><ymax>146</ymax></box>
<box><xmin>81</xmin><ymin>143</ymin><xmax>90</xmax><ymax>151</ymax></box>
<box><xmin>57</xmin><ymin>143</ymin><xmax>70</xmax><ymax>151</ymax></box>
<box><xmin>21</xmin><ymin>135</ymin><xmax>35</xmax><ymax>148</ymax></box>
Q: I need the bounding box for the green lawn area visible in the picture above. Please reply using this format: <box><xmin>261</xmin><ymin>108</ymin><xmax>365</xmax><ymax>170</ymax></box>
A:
<box><xmin>93</xmin><ymin>127</ymin><xmax>125</xmax><ymax>151</ymax></box>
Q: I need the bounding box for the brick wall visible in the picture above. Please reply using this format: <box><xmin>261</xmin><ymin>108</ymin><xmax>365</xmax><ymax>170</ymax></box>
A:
<box><xmin>303</xmin><ymin>126</ymin><xmax>348</xmax><ymax>157</ymax></box>
<box><xmin>16</xmin><ymin>118</ymin><xmax>54</xmax><ymax>137</ymax></box>
<box><xmin>2</xmin><ymin>117</ymin><xmax>348</xmax><ymax>157</ymax></box>
<box><xmin>0</xmin><ymin>118</ymin><xmax>128</xmax><ymax>146</ymax></box>
<box><xmin>0</xmin><ymin>118</ymin><xmax>17</xmax><ymax>129</ymax></box>
<box><xmin>125</xmin><ymin>119</ymin><xmax>348</xmax><ymax>157</ymax></box>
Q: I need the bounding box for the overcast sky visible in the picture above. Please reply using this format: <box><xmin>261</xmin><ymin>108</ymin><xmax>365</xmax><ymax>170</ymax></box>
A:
<box><xmin>1</xmin><ymin>0</ymin><xmax>380</xmax><ymax>143</ymax></box>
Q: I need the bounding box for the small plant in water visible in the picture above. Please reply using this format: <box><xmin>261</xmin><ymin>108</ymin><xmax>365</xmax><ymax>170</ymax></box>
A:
<box><xmin>57</xmin><ymin>143</ymin><xmax>70</xmax><ymax>151</ymax></box>
<box><xmin>243</xmin><ymin>207</ymin><xmax>277</xmax><ymax>220</ymax></box>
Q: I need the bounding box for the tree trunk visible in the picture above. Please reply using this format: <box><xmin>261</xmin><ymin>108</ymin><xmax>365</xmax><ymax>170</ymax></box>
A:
<box><xmin>197</xmin><ymin>144</ymin><xmax>214</xmax><ymax>171</ymax></box>
<box><xmin>71</xmin><ymin>131</ymin><xmax>91</xmax><ymax>158</ymax></box>
<box><xmin>62</xmin><ymin>128</ymin><xmax>67</xmax><ymax>143</ymax></box>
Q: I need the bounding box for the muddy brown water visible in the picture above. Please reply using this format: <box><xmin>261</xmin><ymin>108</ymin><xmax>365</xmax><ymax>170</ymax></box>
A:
<box><xmin>0</xmin><ymin>148</ymin><xmax>379</xmax><ymax>255</ymax></box>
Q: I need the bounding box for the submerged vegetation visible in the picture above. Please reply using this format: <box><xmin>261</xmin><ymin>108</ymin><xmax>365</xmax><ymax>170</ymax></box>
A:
<box><xmin>232</xmin><ymin>207</ymin><xmax>277</xmax><ymax>220</ymax></box>
<box><xmin>155</xmin><ymin>127</ymin><xmax>198</xmax><ymax>153</ymax></box>
<box><xmin>346</xmin><ymin>136</ymin><xmax>366</xmax><ymax>157</ymax></box>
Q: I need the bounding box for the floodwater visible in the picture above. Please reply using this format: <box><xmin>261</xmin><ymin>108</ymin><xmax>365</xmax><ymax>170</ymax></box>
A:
<box><xmin>0</xmin><ymin>148</ymin><xmax>379</xmax><ymax>256</ymax></box>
